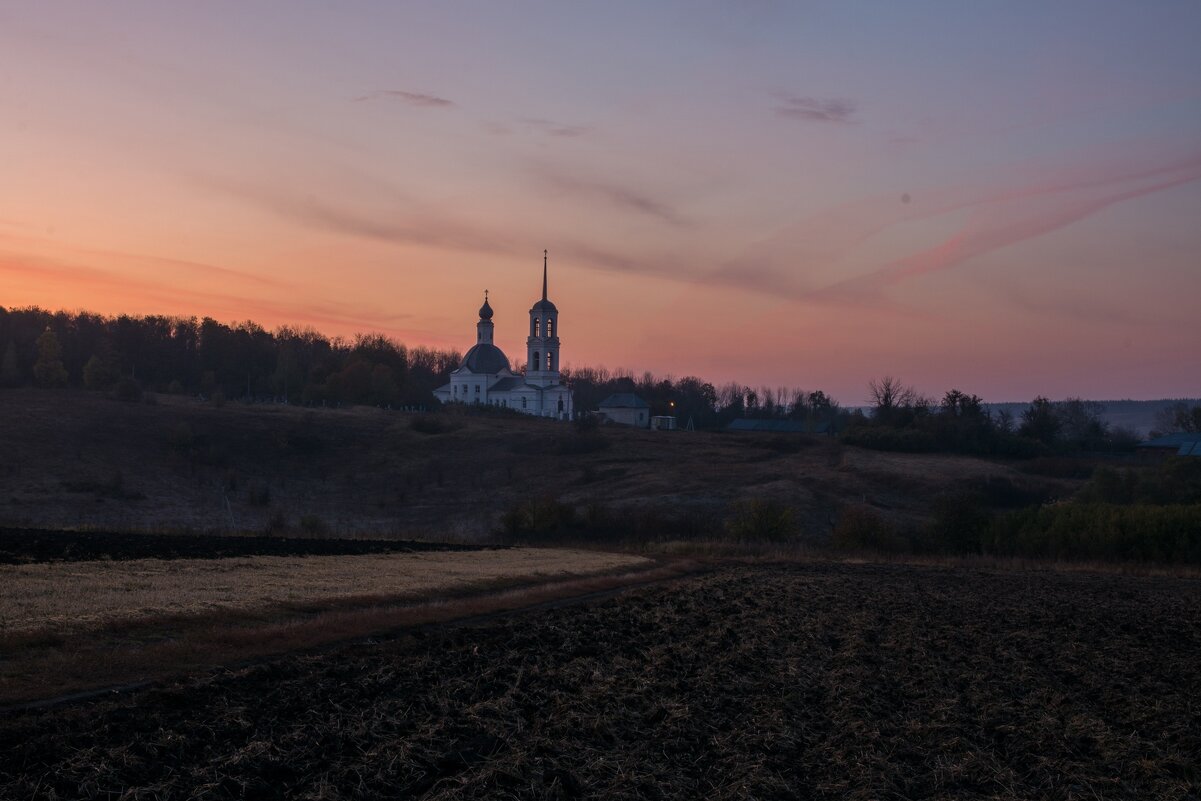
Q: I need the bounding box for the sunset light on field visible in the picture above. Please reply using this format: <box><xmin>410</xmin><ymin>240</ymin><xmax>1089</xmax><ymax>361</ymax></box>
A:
<box><xmin>2</xmin><ymin>1</ymin><xmax>1199</xmax><ymax>403</ymax></box>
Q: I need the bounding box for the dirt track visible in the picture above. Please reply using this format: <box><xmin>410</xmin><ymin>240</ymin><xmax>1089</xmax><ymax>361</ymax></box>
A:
<box><xmin>3</xmin><ymin>562</ymin><xmax>1199</xmax><ymax>800</ymax></box>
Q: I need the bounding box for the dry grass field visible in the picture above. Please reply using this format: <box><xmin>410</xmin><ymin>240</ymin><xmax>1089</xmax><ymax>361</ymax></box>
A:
<box><xmin>0</xmin><ymin>548</ymin><xmax>648</xmax><ymax>635</ymax></box>
<box><xmin>0</xmin><ymin>547</ymin><xmax>658</xmax><ymax>705</ymax></box>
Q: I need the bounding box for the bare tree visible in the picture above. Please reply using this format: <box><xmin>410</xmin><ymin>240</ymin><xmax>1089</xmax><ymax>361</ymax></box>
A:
<box><xmin>1154</xmin><ymin>401</ymin><xmax>1201</xmax><ymax>435</ymax></box>
<box><xmin>868</xmin><ymin>375</ymin><xmax>915</xmax><ymax>412</ymax></box>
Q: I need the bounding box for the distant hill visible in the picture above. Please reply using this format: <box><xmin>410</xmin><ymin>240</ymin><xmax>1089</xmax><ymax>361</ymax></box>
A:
<box><xmin>982</xmin><ymin>399</ymin><xmax>1201</xmax><ymax>437</ymax></box>
<box><xmin>0</xmin><ymin>388</ymin><xmax>1082</xmax><ymax>540</ymax></box>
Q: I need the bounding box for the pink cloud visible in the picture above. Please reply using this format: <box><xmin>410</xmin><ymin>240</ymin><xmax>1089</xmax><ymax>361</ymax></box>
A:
<box><xmin>815</xmin><ymin>157</ymin><xmax>1201</xmax><ymax>298</ymax></box>
<box><xmin>708</xmin><ymin>143</ymin><xmax>1201</xmax><ymax>307</ymax></box>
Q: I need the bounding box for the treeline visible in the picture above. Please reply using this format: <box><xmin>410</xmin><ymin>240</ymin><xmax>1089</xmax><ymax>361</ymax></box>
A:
<box><xmin>2</xmin><ymin>306</ymin><xmax>1188</xmax><ymax>451</ymax></box>
<box><xmin>843</xmin><ymin>376</ymin><xmax>1142</xmax><ymax>456</ymax></box>
<box><xmin>564</xmin><ymin>366</ymin><xmax>850</xmax><ymax>431</ymax></box>
<box><xmin>0</xmin><ymin>307</ymin><xmax>460</xmax><ymax>406</ymax></box>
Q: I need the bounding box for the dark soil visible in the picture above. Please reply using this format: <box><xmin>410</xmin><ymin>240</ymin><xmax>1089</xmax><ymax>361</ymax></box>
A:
<box><xmin>3</xmin><ymin>562</ymin><xmax>1199</xmax><ymax>799</ymax></box>
<box><xmin>0</xmin><ymin>528</ymin><xmax>485</xmax><ymax>563</ymax></box>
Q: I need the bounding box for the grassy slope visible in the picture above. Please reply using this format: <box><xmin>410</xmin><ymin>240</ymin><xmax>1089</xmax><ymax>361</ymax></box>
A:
<box><xmin>0</xmin><ymin>388</ymin><xmax>1075</xmax><ymax>540</ymax></box>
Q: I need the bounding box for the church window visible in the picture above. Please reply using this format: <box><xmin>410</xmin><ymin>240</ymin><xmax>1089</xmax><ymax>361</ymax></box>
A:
<box><xmin>522</xmin><ymin>397</ymin><xmax>527</xmax><ymax>409</ymax></box>
<box><xmin>532</xmin><ymin>317</ymin><xmax>540</xmax><ymax>337</ymax></box>
<box><xmin>547</xmin><ymin>318</ymin><xmax>554</xmax><ymax>337</ymax></box>
<box><xmin>546</xmin><ymin>352</ymin><xmax>553</xmax><ymax>370</ymax></box>
<box><xmin>533</xmin><ymin>351</ymin><xmax>539</xmax><ymax>369</ymax></box>
<box><xmin>475</xmin><ymin>384</ymin><xmax>480</xmax><ymax>393</ymax></box>
<box><xmin>558</xmin><ymin>398</ymin><xmax>564</xmax><ymax>412</ymax></box>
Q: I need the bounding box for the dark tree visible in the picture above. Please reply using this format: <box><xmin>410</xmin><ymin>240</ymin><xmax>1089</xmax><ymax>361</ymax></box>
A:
<box><xmin>33</xmin><ymin>328</ymin><xmax>68</xmax><ymax>388</ymax></box>
<box><xmin>1020</xmin><ymin>396</ymin><xmax>1061</xmax><ymax>445</ymax></box>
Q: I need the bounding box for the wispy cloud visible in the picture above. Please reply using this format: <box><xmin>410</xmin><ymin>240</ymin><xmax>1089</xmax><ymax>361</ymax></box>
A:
<box><xmin>0</xmin><ymin>249</ymin><xmax>413</xmax><ymax>333</ymax></box>
<box><xmin>532</xmin><ymin>168</ymin><xmax>689</xmax><ymax>227</ymax></box>
<box><xmin>198</xmin><ymin>175</ymin><xmax>518</xmax><ymax>256</ymax></box>
<box><xmin>775</xmin><ymin>95</ymin><xmax>857</xmax><ymax>124</ymax></box>
<box><xmin>730</xmin><ymin>146</ymin><xmax>1201</xmax><ymax>293</ymax></box>
<box><xmin>0</xmin><ymin>230</ymin><xmax>288</xmax><ymax>291</ymax></box>
<box><xmin>556</xmin><ymin>145</ymin><xmax>1201</xmax><ymax>310</ymax></box>
<box><xmin>811</xmin><ymin>154</ymin><xmax>1201</xmax><ymax>300</ymax></box>
<box><xmin>353</xmin><ymin>89</ymin><xmax>455</xmax><ymax>108</ymax></box>
<box><xmin>523</xmin><ymin>118</ymin><xmax>591</xmax><ymax>138</ymax></box>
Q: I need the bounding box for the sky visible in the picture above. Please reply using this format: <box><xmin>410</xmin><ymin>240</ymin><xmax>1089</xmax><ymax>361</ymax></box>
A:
<box><xmin>1</xmin><ymin>1</ymin><xmax>1199</xmax><ymax>404</ymax></box>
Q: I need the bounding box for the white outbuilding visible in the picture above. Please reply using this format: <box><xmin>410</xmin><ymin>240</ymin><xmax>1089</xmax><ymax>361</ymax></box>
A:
<box><xmin>598</xmin><ymin>393</ymin><xmax>651</xmax><ymax>428</ymax></box>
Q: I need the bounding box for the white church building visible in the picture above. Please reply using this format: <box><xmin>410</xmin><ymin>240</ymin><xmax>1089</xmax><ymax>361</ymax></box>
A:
<box><xmin>433</xmin><ymin>252</ymin><xmax>574</xmax><ymax>420</ymax></box>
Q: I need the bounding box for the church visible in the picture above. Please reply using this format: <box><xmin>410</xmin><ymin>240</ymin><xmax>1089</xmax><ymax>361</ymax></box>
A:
<box><xmin>433</xmin><ymin>252</ymin><xmax>574</xmax><ymax>420</ymax></box>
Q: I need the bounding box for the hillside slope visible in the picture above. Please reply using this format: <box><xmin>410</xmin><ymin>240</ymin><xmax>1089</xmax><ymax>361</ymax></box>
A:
<box><xmin>0</xmin><ymin>389</ymin><xmax>1074</xmax><ymax>540</ymax></box>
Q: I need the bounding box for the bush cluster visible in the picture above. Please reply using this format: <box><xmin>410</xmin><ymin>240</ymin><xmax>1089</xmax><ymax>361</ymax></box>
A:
<box><xmin>830</xmin><ymin>459</ymin><xmax>1201</xmax><ymax>565</ymax></box>
<box><xmin>986</xmin><ymin>504</ymin><xmax>1201</xmax><ymax>564</ymax></box>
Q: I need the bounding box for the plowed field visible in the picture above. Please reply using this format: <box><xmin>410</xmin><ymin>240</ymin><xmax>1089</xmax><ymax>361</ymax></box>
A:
<box><xmin>3</xmin><ymin>563</ymin><xmax>1199</xmax><ymax>800</ymax></box>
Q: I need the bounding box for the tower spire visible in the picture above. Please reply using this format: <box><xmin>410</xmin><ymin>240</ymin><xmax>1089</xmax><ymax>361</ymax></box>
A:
<box><xmin>542</xmin><ymin>249</ymin><xmax>548</xmax><ymax>301</ymax></box>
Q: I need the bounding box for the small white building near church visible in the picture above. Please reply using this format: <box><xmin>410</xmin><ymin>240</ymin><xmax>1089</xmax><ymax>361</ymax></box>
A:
<box><xmin>598</xmin><ymin>393</ymin><xmax>650</xmax><ymax>427</ymax></box>
<box><xmin>433</xmin><ymin>253</ymin><xmax>574</xmax><ymax>420</ymax></box>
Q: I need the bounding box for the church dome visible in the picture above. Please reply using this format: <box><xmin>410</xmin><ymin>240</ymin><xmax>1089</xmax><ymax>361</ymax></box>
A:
<box><xmin>531</xmin><ymin>298</ymin><xmax>557</xmax><ymax>313</ymax></box>
<box><xmin>479</xmin><ymin>297</ymin><xmax>494</xmax><ymax>320</ymax></box>
<box><xmin>460</xmin><ymin>342</ymin><xmax>510</xmax><ymax>374</ymax></box>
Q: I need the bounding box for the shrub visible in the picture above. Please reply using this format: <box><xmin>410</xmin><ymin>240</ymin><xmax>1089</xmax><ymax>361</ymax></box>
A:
<box><xmin>761</xmin><ymin>436</ymin><xmax>808</xmax><ymax>454</ymax></box>
<box><xmin>299</xmin><ymin>513</ymin><xmax>328</xmax><ymax>536</ymax></box>
<box><xmin>264</xmin><ymin>510</ymin><xmax>288</xmax><ymax>535</ymax></box>
<box><xmin>724</xmin><ymin>498</ymin><xmax>795</xmax><ymax>542</ymax></box>
<box><xmin>1080</xmin><ymin>458</ymin><xmax>1201</xmax><ymax>506</ymax></box>
<box><xmin>166</xmin><ymin>422</ymin><xmax>194</xmax><ymax>450</ymax></box>
<box><xmin>410</xmin><ymin>415</ymin><xmax>457</xmax><ymax>435</ymax></box>
<box><xmin>985</xmin><ymin>503</ymin><xmax>1201</xmax><ymax>564</ymax></box>
<box><xmin>498</xmin><ymin>496</ymin><xmax>576</xmax><ymax>540</ymax></box>
<box><xmin>831</xmin><ymin>505</ymin><xmax>907</xmax><ymax>553</ymax></box>
<box><xmin>842</xmin><ymin>426</ymin><xmax>938</xmax><ymax>453</ymax></box>
<box><xmin>115</xmin><ymin>376</ymin><xmax>143</xmax><ymax>403</ymax></box>
<box><xmin>83</xmin><ymin>355</ymin><xmax>119</xmax><ymax>390</ymax></box>
<box><xmin>957</xmin><ymin>475</ymin><xmax>1050</xmax><ymax>509</ymax></box>
<box><xmin>1018</xmin><ymin>457</ymin><xmax>1096</xmax><ymax>479</ymax></box>
<box><xmin>923</xmin><ymin>492</ymin><xmax>992</xmax><ymax>554</ymax></box>
<box><xmin>991</xmin><ymin>434</ymin><xmax>1050</xmax><ymax>459</ymax></box>
<box><xmin>556</xmin><ymin>432</ymin><xmax>610</xmax><ymax>455</ymax></box>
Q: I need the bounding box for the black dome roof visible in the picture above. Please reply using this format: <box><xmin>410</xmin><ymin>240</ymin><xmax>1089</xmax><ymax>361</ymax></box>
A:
<box><xmin>531</xmin><ymin>298</ymin><xmax>557</xmax><ymax>313</ymax></box>
<box><xmin>461</xmin><ymin>343</ymin><xmax>510</xmax><ymax>374</ymax></box>
<box><xmin>479</xmin><ymin>298</ymin><xmax>493</xmax><ymax>320</ymax></box>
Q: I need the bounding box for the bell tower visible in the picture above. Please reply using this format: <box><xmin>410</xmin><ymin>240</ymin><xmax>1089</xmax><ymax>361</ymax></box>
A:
<box><xmin>526</xmin><ymin>250</ymin><xmax>560</xmax><ymax>386</ymax></box>
<box><xmin>476</xmin><ymin>290</ymin><xmax>494</xmax><ymax>344</ymax></box>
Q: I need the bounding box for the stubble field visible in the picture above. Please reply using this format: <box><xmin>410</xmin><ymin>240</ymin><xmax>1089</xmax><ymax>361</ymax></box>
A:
<box><xmin>3</xmin><ymin>562</ymin><xmax>1199</xmax><ymax>800</ymax></box>
<box><xmin>1</xmin><ymin>548</ymin><xmax>648</xmax><ymax>634</ymax></box>
<box><xmin>0</xmin><ymin>546</ymin><xmax>652</xmax><ymax>705</ymax></box>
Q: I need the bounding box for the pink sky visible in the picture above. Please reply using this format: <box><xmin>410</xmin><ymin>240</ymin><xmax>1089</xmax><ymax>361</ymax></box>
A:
<box><xmin>2</xmin><ymin>2</ymin><xmax>1199</xmax><ymax>403</ymax></box>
